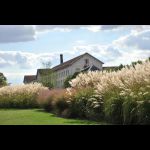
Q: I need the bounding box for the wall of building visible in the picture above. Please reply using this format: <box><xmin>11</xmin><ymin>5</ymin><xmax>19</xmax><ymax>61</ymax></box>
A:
<box><xmin>55</xmin><ymin>66</ymin><xmax>72</xmax><ymax>88</ymax></box>
<box><xmin>55</xmin><ymin>54</ymin><xmax>103</xmax><ymax>88</ymax></box>
<box><xmin>71</xmin><ymin>53</ymin><xmax>103</xmax><ymax>73</ymax></box>
<box><xmin>37</xmin><ymin>54</ymin><xmax>103</xmax><ymax>88</ymax></box>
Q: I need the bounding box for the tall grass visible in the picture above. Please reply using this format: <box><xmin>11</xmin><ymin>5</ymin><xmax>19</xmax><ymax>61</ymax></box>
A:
<box><xmin>68</xmin><ymin>61</ymin><xmax>150</xmax><ymax>124</ymax></box>
<box><xmin>0</xmin><ymin>83</ymin><xmax>48</xmax><ymax>108</ymax></box>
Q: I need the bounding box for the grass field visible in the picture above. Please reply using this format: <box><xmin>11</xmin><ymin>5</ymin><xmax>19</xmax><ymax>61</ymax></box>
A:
<box><xmin>0</xmin><ymin>109</ymin><xmax>107</xmax><ymax>125</ymax></box>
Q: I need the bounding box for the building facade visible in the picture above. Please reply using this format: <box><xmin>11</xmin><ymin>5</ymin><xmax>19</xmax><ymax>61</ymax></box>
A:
<box><xmin>24</xmin><ymin>53</ymin><xmax>104</xmax><ymax>88</ymax></box>
<box><xmin>51</xmin><ymin>53</ymin><xmax>104</xmax><ymax>88</ymax></box>
<box><xmin>23</xmin><ymin>75</ymin><xmax>36</xmax><ymax>84</ymax></box>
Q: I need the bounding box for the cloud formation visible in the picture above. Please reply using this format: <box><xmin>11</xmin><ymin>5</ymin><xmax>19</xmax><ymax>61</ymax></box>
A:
<box><xmin>114</xmin><ymin>29</ymin><xmax>150</xmax><ymax>50</ymax></box>
<box><xmin>0</xmin><ymin>25</ymin><xmax>149</xmax><ymax>43</ymax></box>
<box><xmin>0</xmin><ymin>25</ymin><xmax>36</xmax><ymax>43</ymax></box>
<box><xmin>0</xmin><ymin>25</ymin><xmax>126</xmax><ymax>43</ymax></box>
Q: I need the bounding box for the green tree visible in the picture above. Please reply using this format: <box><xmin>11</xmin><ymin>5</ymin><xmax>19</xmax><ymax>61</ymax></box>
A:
<box><xmin>0</xmin><ymin>73</ymin><xmax>7</xmax><ymax>87</ymax></box>
<box><xmin>64</xmin><ymin>72</ymin><xmax>80</xmax><ymax>88</ymax></box>
<box><xmin>39</xmin><ymin>61</ymin><xmax>56</xmax><ymax>89</ymax></box>
<box><xmin>118</xmin><ymin>64</ymin><xmax>124</xmax><ymax>70</ymax></box>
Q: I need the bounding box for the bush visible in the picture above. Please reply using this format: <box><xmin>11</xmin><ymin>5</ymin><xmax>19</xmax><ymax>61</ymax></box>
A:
<box><xmin>104</xmin><ymin>97</ymin><xmax>124</xmax><ymax>124</ymax></box>
<box><xmin>54</xmin><ymin>97</ymin><xmax>69</xmax><ymax>116</ymax></box>
<box><xmin>64</xmin><ymin>72</ymin><xmax>80</xmax><ymax>88</ymax></box>
<box><xmin>137</xmin><ymin>100</ymin><xmax>150</xmax><ymax>124</ymax></box>
<box><xmin>69</xmin><ymin>60</ymin><xmax>150</xmax><ymax>124</ymax></box>
<box><xmin>122</xmin><ymin>98</ymin><xmax>138</xmax><ymax>124</ymax></box>
<box><xmin>66</xmin><ymin>88</ymin><xmax>104</xmax><ymax>120</ymax></box>
<box><xmin>66</xmin><ymin>88</ymin><xmax>95</xmax><ymax>118</ymax></box>
<box><xmin>0</xmin><ymin>83</ymin><xmax>47</xmax><ymax>108</ymax></box>
<box><xmin>42</xmin><ymin>97</ymin><xmax>53</xmax><ymax>112</ymax></box>
<box><xmin>38</xmin><ymin>89</ymin><xmax>69</xmax><ymax>115</ymax></box>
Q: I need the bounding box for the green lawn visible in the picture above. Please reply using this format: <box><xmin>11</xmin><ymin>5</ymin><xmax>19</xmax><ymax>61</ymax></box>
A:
<box><xmin>0</xmin><ymin>109</ymin><xmax>107</xmax><ymax>125</ymax></box>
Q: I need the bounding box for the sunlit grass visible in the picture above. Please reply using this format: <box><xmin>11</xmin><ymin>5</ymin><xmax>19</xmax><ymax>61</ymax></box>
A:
<box><xmin>0</xmin><ymin>109</ymin><xmax>108</xmax><ymax>125</ymax></box>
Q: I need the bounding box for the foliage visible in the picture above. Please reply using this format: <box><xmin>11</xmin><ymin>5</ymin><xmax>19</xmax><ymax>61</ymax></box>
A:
<box><xmin>64</xmin><ymin>72</ymin><xmax>80</xmax><ymax>88</ymax></box>
<box><xmin>64</xmin><ymin>75</ymin><xmax>72</xmax><ymax>88</ymax></box>
<box><xmin>39</xmin><ymin>72</ymin><xmax>57</xmax><ymax>89</ymax></box>
<box><xmin>0</xmin><ymin>83</ymin><xmax>47</xmax><ymax>108</ymax></box>
<box><xmin>69</xmin><ymin>60</ymin><xmax>150</xmax><ymax>124</ymax></box>
<box><xmin>41</xmin><ymin>60</ymin><xmax>52</xmax><ymax>69</ymax></box>
<box><xmin>38</xmin><ymin>89</ymin><xmax>69</xmax><ymax>115</ymax></box>
<box><xmin>0</xmin><ymin>73</ymin><xmax>7</xmax><ymax>87</ymax></box>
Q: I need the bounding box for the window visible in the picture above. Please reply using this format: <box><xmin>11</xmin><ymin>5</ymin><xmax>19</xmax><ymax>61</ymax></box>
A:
<box><xmin>85</xmin><ymin>59</ymin><xmax>89</xmax><ymax>65</ymax></box>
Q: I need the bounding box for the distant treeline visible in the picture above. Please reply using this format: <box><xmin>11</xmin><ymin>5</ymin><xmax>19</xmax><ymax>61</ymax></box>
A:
<box><xmin>105</xmin><ymin>57</ymin><xmax>150</xmax><ymax>72</ymax></box>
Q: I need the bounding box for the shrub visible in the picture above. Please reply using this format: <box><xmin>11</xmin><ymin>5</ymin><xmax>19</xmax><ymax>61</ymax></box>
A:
<box><xmin>66</xmin><ymin>88</ymin><xmax>104</xmax><ymax>120</ymax></box>
<box><xmin>38</xmin><ymin>89</ymin><xmax>69</xmax><ymax>115</ymax></box>
<box><xmin>66</xmin><ymin>88</ymin><xmax>95</xmax><ymax>118</ymax></box>
<box><xmin>64</xmin><ymin>72</ymin><xmax>80</xmax><ymax>88</ymax></box>
<box><xmin>54</xmin><ymin>97</ymin><xmax>69</xmax><ymax>116</ymax></box>
<box><xmin>104</xmin><ymin>97</ymin><xmax>124</xmax><ymax>124</ymax></box>
<box><xmin>0</xmin><ymin>83</ymin><xmax>47</xmax><ymax>108</ymax></box>
<box><xmin>69</xmin><ymin>60</ymin><xmax>150</xmax><ymax>124</ymax></box>
<box><xmin>85</xmin><ymin>94</ymin><xmax>104</xmax><ymax>121</ymax></box>
<box><xmin>137</xmin><ymin>100</ymin><xmax>150</xmax><ymax>124</ymax></box>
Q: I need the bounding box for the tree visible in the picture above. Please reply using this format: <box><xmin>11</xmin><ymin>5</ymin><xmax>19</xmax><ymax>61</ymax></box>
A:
<box><xmin>42</xmin><ymin>61</ymin><xmax>52</xmax><ymax>68</ymax></box>
<box><xmin>64</xmin><ymin>72</ymin><xmax>80</xmax><ymax>88</ymax></box>
<box><xmin>41</xmin><ymin>60</ymin><xmax>52</xmax><ymax>68</ymax></box>
<box><xmin>64</xmin><ymin>75</ymin><xmax>72</xmax><ymax>88</ymax></box>
<box><xmin>39</xmin><ymin>60</ymin><xmax>56</xmax><ymax>89</ymax></box>
<box><xmin>118</xmin><ymin>64</ymin><xmax>124</xmax><ymax>70</ymax></box>
<box><xmin>39</xmin><ymin>76</ymin><xmax>55</xmax><ymax>89</ymax></box>
<box><xmin>0</xmin><ymin>73</ymin><xmax>7</xmax><ymax>87</ymax></box>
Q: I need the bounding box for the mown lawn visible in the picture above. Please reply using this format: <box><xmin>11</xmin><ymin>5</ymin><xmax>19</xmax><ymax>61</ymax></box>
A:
<box><xmin>0</xmin><ymin>109</ymin><xmax>107</xmax><ymax>125</ymax></box>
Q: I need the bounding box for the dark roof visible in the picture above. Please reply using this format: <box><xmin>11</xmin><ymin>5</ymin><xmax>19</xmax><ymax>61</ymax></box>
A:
<box><xmin>24</xmin><ymin>75</ymin><xmax>36</xmax><ymax>83</ymax></box>
<box><xmin>81</xmin><ymin>65</ymin><xmax>101</xmax><ymax>72</ymax></box>
<box><xmin>52</xmin><ymin>53</ymin><xmax>104</xmax><ymax>71</ymax></box>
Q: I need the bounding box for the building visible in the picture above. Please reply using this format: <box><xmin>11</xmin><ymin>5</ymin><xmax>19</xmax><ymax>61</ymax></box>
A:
<box><xmin>45</xmin><ymin>53</ymin><xmax>104</xmax><ymax>88</ymax></box>
<box><xmin>36</xmin><ymin>69</ymin><xmax>52</xmax><ymax>81</ymax></box>
<box><xmin>24</xmin><ymin>53</ymin><xmax>104</xmax><ymax>88</ymax></box>
<box><xmin>23</xmin><ymin>75</ymin><xmax>36</xmax><ymax>84</ymax></box>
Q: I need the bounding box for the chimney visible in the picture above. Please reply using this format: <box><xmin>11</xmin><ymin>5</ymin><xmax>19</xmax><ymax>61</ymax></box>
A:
<box><xmin>60</xmin><ymin>54</ymin><xmax>63</xmax><ymax>64</ymax></box>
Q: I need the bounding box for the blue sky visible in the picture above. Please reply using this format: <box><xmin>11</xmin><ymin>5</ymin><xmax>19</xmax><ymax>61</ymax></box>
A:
<box><xmin>0</xmin><ymin>25</ymin><xmax>150</xmax><ymax>84</ymax></box>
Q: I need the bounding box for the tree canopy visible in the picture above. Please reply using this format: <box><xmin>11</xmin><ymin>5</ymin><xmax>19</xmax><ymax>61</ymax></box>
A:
<box><xmin>0</xmin><ymin>73</ymin><xmax>7</xmax><ymax>87</ymax></box>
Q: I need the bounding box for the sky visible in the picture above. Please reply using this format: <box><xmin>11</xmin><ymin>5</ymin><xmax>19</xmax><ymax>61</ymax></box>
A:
<box><xmin>0</xmin><ymin>25</ymin><xmax>150</xmax><ymax>85</ymax></box>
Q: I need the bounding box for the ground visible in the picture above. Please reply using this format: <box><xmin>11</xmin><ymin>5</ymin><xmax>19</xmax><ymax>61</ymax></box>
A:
<box><xmin>0</xmin><ymin>109</ymin><xmax>107</xmax><ymax>125</ymax></box>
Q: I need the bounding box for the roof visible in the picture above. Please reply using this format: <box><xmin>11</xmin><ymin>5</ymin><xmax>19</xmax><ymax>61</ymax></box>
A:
<box><xmin>24</xmin><ymin>75</ymin><xmax>36</xmax><ymax>83</ymax></box>
<box><xmin>81</xmin><ymin>65</ymin><xmax>101</xmax><ymax>72</ymax></box>
<box><xmin>52</xmin><ymin>53</ymin><xmax>104</xmax><ymax>71</ymax></box>
<box><xmin>37</xmin><ymin>69</ymin><xmax>52</xmax><ymax>76</ymax></box>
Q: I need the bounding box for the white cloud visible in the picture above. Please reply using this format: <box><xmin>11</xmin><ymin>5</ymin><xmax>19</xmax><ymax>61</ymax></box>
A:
<box><xmin>0</xmin><ymin>25</ymin><xmax>36</xmax><ymax>43</ymax></box>
<box><xmin>35</xmin><ymin>25</ymin><xmax>124</xmax><ymax>33</ymax></box>
<box><xmin>113</xmin><ymin>29</ymin><xmax>150</xmax><ymax>50</ymax></box>
<box><xmin>1</xmin><ymin>25</ymin><xmax>150</xmax><ymax>43</ymax></box>
<box><xmin>0</xmin><ymin>25</ymin><xmax>121</xmax><ymax>43</ymax></box>
<box><xmin>0</xmin><ymin>51</ymin><xmax>58</xmax><ymax>69</ymax></box>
